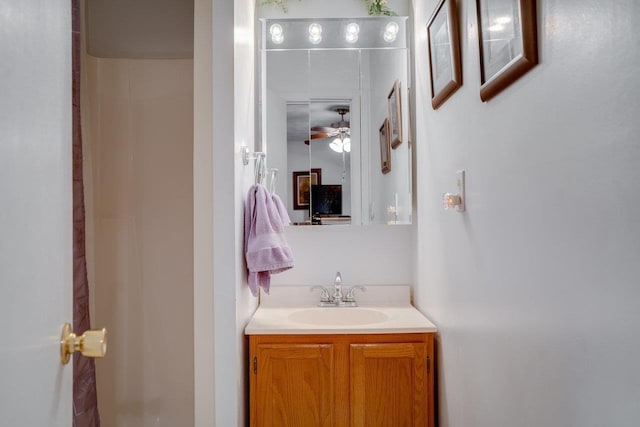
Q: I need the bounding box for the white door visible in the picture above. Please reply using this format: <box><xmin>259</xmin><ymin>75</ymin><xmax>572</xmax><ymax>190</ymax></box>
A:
<box><xmin>0</xmin><ymin>1</ymin><xmax>73</xmax><ymax>425</ymax></box>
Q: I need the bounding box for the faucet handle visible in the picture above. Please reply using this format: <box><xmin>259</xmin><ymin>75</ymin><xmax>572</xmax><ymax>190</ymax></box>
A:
<box><xmin>310</xmin><ymin>285</ymin><xmax>331</xmax><ymax>302</ymax></box>
<box><xmin>343</xmin><ymin>285</ymin><xmax>366</xmax><ymax>302</ymax></box>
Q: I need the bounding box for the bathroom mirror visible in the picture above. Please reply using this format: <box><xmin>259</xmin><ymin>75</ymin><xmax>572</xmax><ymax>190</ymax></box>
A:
<box><xmin>260</xmin><ymin>17</ymin><xmax>412</xmax><ymax>226</ymax></box>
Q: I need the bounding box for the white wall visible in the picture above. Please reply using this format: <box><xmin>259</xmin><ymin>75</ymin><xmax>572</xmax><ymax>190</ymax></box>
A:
<box><xmin>193</xmin><ymin>0</ymin><xmax>215</xmax><ymax>425</ymax></box>
<box><xmin>412</xmin><ymin>0</ymin><xmax>640</xmax><ymax>425</ymax></box>
<box><xmin>234</xmin><ymin>0</ymin><xmax>260</xmax><ymax>426</ymax></box>
<box><xmin>84</xmin><ymin>57</ymin><xmax>194</xmax><ymax>427</ymax></box>
<box><xmin>273</xmin><ymin>224</ymin><xmax>415</xmax><ymax>286</ymax></box>
<box><xmin>194</xmin><ymin>0</ymin><xmax>259</xmax><ymax>425</ymax></box>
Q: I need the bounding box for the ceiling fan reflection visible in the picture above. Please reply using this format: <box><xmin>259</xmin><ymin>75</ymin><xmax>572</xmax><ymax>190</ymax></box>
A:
<box><xmin>309</xmin><ymin>107</ymin><xmax>351</xmax><ymax>153</ymax></box>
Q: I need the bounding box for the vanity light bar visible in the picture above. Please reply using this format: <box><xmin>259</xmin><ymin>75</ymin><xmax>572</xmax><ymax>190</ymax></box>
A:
<box><xmin>262</xmin><ymin>17</ymin><xmax>407</xmax><ymax>50</ymax></box>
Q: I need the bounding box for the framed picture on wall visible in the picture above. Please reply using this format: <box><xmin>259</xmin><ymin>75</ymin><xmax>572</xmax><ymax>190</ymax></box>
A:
<box><xmin>379</xmin><ymin>118</ymin><xmax>391</xmax><ymax>174</ymax></box>
<box><xmin>426</xmin><ymin>0</ymin><xmax>462</xmax><ymax>109</ymax></box>
<box><xmin>292</xmin><ymin>168</ymin><xmax>321</xmax><ymax>210</ymax></box>
<box><xmin>476</xmin><ymin>0</ymin><xmax>538</xmax><ymax>101</ymax></box>
<box><xmin>387</xmin><ymin>80</ymin><xmax>403</xmax><ymax>149</ymax></box>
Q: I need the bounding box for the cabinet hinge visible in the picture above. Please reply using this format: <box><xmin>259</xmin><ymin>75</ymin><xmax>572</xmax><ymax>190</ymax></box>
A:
<box><xmin>253</xmin><ymin>356</ymin><xmax>257</xmax><ymax>374</ymax></box>
<box><xmin>426</xmin><ymin>356</ymin><xmax>431</xmax><ymax>374</ymax></box>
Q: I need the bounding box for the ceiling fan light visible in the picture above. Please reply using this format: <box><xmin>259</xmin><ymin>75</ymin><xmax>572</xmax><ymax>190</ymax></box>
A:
<box><xmin>343</xmin><ymin>138</ymin><xmax>351</xmax><ymax>153</ymax></box>
<box><xmin>330</xmin><ymin>138</ymin><xmax>343</xmax><ymax>153</ymax></box>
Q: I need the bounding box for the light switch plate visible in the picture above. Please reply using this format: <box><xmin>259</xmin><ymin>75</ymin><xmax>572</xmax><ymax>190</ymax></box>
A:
<box><xmin>456</xmin><ymin>170</ymin><xmax>465</xmax><ymax>212</ymax></box>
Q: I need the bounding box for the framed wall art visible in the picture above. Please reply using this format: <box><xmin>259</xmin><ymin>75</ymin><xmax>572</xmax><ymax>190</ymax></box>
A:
<box><xmin>292</xmin><ymin>168</ymin><xmax>321</xmax><ymax>210</ymax></box>
<box><xmin>387</xmin><ymin>80</ymin><xmax>403</xmax><ymax>149</ymax></box>
<box><xmin>426</xmin><ymin>0</ymin><xmax>462</xmax><ymax>109</ymax></box>
<box><xmin>476</xmin><ymin>0</ymin><xmax>538</xmax><ymax>101</ymax></box>
<box><xmin>379</xmin><ymin>118</ymin><xmax>391</xmax><ymax>174</ymax></box>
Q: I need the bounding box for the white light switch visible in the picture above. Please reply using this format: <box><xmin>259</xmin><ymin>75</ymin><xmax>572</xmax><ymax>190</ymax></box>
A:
<box><xmin>443</xmin><ymin>170</ymin><xmax>465</xmax><ymax>212</ymax></box>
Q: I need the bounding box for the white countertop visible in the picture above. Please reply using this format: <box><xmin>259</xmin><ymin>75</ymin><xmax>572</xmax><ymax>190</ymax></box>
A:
<box><xmin>244</xmin><ymin>285</ymin><xmax>437</xmax><ymax>335</ymax></box>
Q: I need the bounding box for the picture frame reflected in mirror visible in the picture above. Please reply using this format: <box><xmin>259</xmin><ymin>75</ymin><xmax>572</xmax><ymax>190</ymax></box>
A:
<box><xmin>379</xmin><ymin>118</ymin><xmax>391</xmax><ymax>174</ymax></box>
<box><xmin>387</xmin><ymin>80</ymin><xmax>403</xmax><ymax>149</ymax></box>
<box><xmin>292</xmin><ymin>168</ymin><xmax>322</xmax><ymax>210</ymax></box>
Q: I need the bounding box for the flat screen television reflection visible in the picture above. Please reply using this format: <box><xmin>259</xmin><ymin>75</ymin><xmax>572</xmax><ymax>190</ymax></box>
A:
<box><xmin>311</xmin><ymin>185</ymin><xmax>342</xmax><ymax>216</ymax></box>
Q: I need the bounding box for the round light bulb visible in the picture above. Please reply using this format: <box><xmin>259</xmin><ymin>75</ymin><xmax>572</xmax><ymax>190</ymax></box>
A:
<box><xmin>384</xmin><ymin>31</ymin><xmax>397</xmax><ymax>42</ymax></box>
<box><xmin>272</xmin><ymin>33</ymin><xmax>284</xmax><ymax>44</ymax></box>
<box><xmin>346</xmin><ymin>23</ymin><xmax>359</xmax><ymax>35</ymax></box>
<box><xmin>269</xmin><ymin>24</ymin><xmax>283</xmax><ymax>36</ymax></box>
<box><xmin>345</xmin><ymin>23</ymin><xmax>359</xmax><ymax>43</ymax></box>
<box><xmin>309</xmin><ymin>23</ymin><xmax>322</xmax><ymax>37</ymax></box>
<box><xmin>309</xmin><ymin>34</ymin><xmax>322</xmax><ymax>44</ymax></box>
<box><xmin>385</xmin><ymin>22</ymin><xmax>399</xmax><ymax>35</ymax></box>
<box><xmin>384</xmin><ymin>21</ymin><xmax>399</xmax><ymax>43</ymax></box>
<box><xmin>308</xmin><ymin>24</ymin><xmax>323</xmax><ymax>44</ymax></box>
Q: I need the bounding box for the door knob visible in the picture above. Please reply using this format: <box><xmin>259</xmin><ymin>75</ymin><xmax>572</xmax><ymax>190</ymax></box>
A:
<box><xmin>60</xmin><ymin>323</ymin><xmax>107</xmax><ymax>365</ymax></box>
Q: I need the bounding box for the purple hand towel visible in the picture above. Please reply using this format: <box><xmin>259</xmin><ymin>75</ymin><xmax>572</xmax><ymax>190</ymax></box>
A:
<box><xmin>244</xmin><ymin>184</ymin><xmax>294</xmax><ymax>296</ymax></box>
<box><xmin>272</xmin><ymin>193</ymin><xmax>291</xmax><ymax>226</ymax></box>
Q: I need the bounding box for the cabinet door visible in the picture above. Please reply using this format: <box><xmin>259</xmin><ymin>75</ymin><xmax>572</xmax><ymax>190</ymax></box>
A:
<box><xmin>350</xmin><ymin>343</ymin><xmax>428</xmax><ymax>427</ymax></box>
<box><xmin>254</xmin><ymin>344</ymin><xmax>335</xmax><ymax>427</ymax></box>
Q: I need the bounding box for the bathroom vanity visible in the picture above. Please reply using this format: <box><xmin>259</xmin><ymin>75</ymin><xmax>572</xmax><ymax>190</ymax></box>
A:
<box><xmin>245</xmin><ymin>286</ymin><xmax>436</xmax><ymax>427</ymax></box>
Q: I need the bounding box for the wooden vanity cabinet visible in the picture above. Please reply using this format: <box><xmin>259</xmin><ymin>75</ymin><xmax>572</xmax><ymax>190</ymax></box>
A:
<box><xmin>252</xmin><ymin>343</ymin><xmax>336</xmax><ymax>427</ymax></box>
<box><xmin>249</xmin><ymin>333</ymin><xmax>434</xmax><ymax>427</ymax></box>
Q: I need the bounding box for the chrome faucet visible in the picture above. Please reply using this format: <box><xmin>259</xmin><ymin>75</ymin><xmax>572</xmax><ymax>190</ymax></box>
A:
<box><xmin>333</xmin><ymin>272</ymin><xmax>343</xmax><ymax>303</ymax></box>
<box><xmin>310</xmin><ymin>285</ymin><xmax>331</xmax><ymax>303</ymax></box>
<box><xmin>309</xmin><ymin>272</ymin><xmax>366</xmax><ymax>307</ymax></box>
<box><xmin>343</xmin><ymin>285</ymin><xmax>366</xmax><ymax>303</ymax></box>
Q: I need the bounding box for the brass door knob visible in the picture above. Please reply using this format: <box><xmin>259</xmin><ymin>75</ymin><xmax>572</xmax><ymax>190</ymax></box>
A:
<box><xmin>60</xmin><ymin>323</ymin><xmax>107</xmax><ymax>365</ymax></box>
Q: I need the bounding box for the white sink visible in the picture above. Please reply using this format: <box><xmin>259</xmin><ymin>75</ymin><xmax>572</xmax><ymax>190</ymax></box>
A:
<box><xmin>288</xmin><ymin>307</ymin><xmax>389</xmax><ymax>326</ymax></box>
<box><xmin>244</xmin><ymin>286</ymin><xmax>437</xmax><ymax>335</ymax></box>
